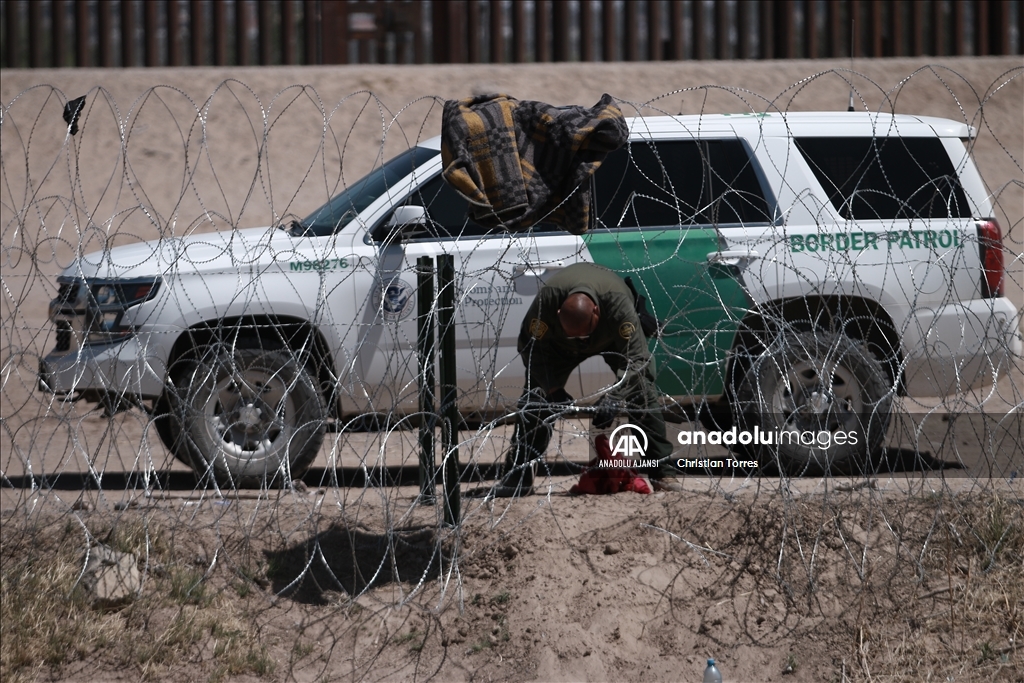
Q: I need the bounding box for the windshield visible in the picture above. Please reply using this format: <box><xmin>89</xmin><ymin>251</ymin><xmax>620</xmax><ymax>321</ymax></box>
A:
<box><xmin>295</xmin><ymin>146</ymin><xmax>440</xmax><ymax>236</ymax></box>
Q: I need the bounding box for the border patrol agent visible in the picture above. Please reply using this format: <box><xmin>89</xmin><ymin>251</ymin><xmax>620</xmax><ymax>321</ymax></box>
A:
<box><xmin>475</xmin><ymin>262</ymin><xmax>676</xmax><ymax>497</ymax></box>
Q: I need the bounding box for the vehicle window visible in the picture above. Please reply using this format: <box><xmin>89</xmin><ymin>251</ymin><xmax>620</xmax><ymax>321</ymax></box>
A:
<box><xmin>297</xmin><ymin>146</ymin><xmax>440</xmax><ymax>236</ymax></box>
<box><xmin>593</xmin><ymin>140</ymin><xmax>772</xmax><ymax>229</ymax></box>
<box><xmin>794</xmin><ymin>137</ymin><xmax>971</xmax><ymax>220</ymax></box>
<box><xmin>386</xmin><ymin>174</ymin><xmax>561</xmax><ymax>241</ymax></box>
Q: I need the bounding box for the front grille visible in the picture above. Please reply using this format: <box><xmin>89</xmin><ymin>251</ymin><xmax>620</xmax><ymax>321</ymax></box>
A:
<box><xmin>55</xmin><ymin>321</ymin><xmax>72</xmax><ymax>352</ymax></box>
<box><xmin>54</xmin><ymin>281</ymin><xmax>81</xmax><ymax>309</ymax></box>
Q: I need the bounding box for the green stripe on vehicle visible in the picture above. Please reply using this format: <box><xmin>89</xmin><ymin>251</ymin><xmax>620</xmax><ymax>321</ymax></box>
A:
<box><xmin>584</xmin><ymin>228</ymin><xmax>750</xmax><ymax>398</ymax></box>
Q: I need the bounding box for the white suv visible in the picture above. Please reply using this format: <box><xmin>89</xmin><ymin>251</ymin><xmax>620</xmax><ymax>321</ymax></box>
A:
<box><xmin>40</xmin><ymin>112</ymin><xmax>1021</xmax><ymax>485</ymax></box>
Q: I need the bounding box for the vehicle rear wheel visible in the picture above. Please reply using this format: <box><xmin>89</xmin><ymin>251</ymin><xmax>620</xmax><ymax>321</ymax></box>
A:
<box><xmin>732</xmin><ymin>330</ymin><xmax>893</xmax><ymax>474</ymax></box>
<box><xmin>174</xmin><ymin>347</ymin><xmax>325</xmax><ymax>488</ymax></box>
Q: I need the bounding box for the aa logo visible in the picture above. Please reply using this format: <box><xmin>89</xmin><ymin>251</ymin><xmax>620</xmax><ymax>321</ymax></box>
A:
<box><xmin>609</xmin><ymin>423</ymin><xmax>648</xmax><ymax>459</ymax></box>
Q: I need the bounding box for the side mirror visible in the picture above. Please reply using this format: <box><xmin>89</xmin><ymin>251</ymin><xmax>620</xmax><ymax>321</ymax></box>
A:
<box><xmin>376</xmin><ymin>205</ymin><xmax>428</xmax><ymax>243</ymax></box>
<box><xmin>387</xmin><ymin>205</ymin><xmax>427</xmax><ymax>229</ymax></box>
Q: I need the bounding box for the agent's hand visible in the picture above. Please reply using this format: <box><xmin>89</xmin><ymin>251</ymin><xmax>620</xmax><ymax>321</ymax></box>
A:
<box><xmin>545</xmin><ymin>387</ymin><xmax>574</xmax><ymax>405</ymax></box>
<box><xmin>592</xmin><ymin>395</ymin><xmax>624</xmax><ymax>429</ymax></box>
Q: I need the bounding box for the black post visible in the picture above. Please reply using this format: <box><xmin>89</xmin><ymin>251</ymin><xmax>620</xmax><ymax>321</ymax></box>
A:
<box><xmin>436</xmin><ymin>254</ymin><xmax>461</xmax><ymax>526</ymax></box>
<box><xmin>416</xmin><ymin>256</ymin><xmax>437</xmax><ymax>501</ymax></box>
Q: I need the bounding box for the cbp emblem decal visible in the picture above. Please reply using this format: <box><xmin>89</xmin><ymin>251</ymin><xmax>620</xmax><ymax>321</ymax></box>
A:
<box><xmin>529</xmin><ymin>318</ymin><xmax>548</xmax><ymax>339</ymax></box>
<box><xmin>618</xmin><ymin>322</ymin><xmax>636</xmax><ymax>339</ymax></box>
<box><xmin>374</xmin><ymin>278</ymin><xmax>416</xmax><ymax>322</ymax></box>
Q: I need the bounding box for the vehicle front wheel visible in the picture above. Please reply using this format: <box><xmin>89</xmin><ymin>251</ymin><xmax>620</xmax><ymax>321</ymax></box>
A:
<box><xmin>732</xmin><ymin>331</ymin><xmax>893</xmax><ymax>474</ymax></box>
<box><xmin>175</xmin><ymin>347</ymin><xmax>326</xmax><ymax>488</ymax></box>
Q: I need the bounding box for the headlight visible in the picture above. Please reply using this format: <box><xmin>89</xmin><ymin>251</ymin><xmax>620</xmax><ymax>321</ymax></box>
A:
<box><xmin>83</xmin><ymin>277</ymin><xmax>162</xmax><ymax>345</ymax></box>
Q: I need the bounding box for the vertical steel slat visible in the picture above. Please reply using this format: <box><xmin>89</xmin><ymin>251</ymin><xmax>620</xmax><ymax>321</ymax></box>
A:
<box><xmin>98</xmin><ymin>0</ymin><xmax>114</xmax><ymax>66</ymax></box>
<box><xmin>602</xmin><ymin>0</ymin><xmax>617</xmax><ymax>61</ymax></box>
<box><xmin>467</xmin><ymin>0</ymin><xmax>481</xmax><ymax>62</ymax></box>
<box><xmin>975</xmin><ymin>0</ymin><xmax>989</xmax><ymax>54</ymax></box>
<box><xmin>693</xmin><ymin>0</ymin><xmax>706</xmax><ymax>59</ymax></box>
<box><xmin>191</xmin><ymin>0</ymin><xmax>206</xmax><ymax>65</ymax></box>
<box><xmin>535</xmin><ymin>0</ymin><xmax>550</xmax><ymax>62</ymax></box>
<box><xmin>648</xmin><ymin>0</ymin><xmax>663</xmax><ymax>61</ymax></box>
<box><xmin>490</xmin><ymin>0</ymin><xmax>505</xmax><ymax>62</ymax></box>
<box><xmin>282</xmin><ymin>0</ymin><xmax>295</xmax><ymax>64</ymax></box>
<box><xmin>121</xmin><ymin>0</ymin><xmax>135</xmax><ymax>67</ymax></box>
<box><xmin>553</xmin><ymin>0</ymin><xmax>570</xmax><ymax>61</ymax></box>
<box><xmin>512</xmin><ymin>0</ymin><xmax>526</xmax><ymax>62</ymax></box>
<box><xmin>624</xmin><ymin>0</ymin><xmax>638</xmax><ymax>60</ymax></box>
<box><xmin>417</xmin><ymin>257</ymin><xmax>437</xmax><ymax>502</ymax></box>
<box><xmin>759</xmin><ymin>0</ymin><xmax>774</xmax><ymax>59</ymax></box>
<box><xmin>4</xmin><ymin>0</ymin><xmax>19</xmax><ymax>68</ymax></box>
<box><xmin>911</xmin><ymin>0</ymin><xmax>924</xmax><ymax>55</ymax></box>
<box><xmin>259</xmin><ymin>0</ymin><xmax>272</xmax><ymax>64</ymax></box>
<box><xmin>436</xmin><ymin>254</ymin><xmax>461</xmax><ymax>527</ymax></box>
<box><xmin>303</xmin><ymin>0</ymin><xmax>318</xmax><ymax>64</ymax></box>
<box><xmin>804</xmin><ymin>0</ymin><xmax>818</xmax><ymax>59</ymax></box>
<box><xmin>53</xmin><ymin>0</ymin><xmax>66</xmax><ymax>67</ymax></box>
<box><xmin>580</xmin><ymin>0</ymin><xmax>595</xmax><ymax>61</ymax></box>
<box><xmin>667</xmin><ymin>0</ymin><xmax>683</xmax><ymax>59</ymax></box>
<box><xmin>953</xmin><ymin>0</ymin><xmax>965</xmax><ymax>54</ymax></box>
<box><xmin>76</xmin><ymin>0</ymin><xmax>90</xmax><ymax>66</ymax></box>
<box><xmin>29</xmin><ymin>0</ymin><xmax>43</xmax><ymax>67</ymax></box>
<box><xmin>237</xmin><ymin>0</ymin><xmax>250</xmax><ymax>65</ymax></box>
<box><xmin>869</xmin><ymin>0</ymin><xmax>883</xmax><ymax>56</ymax></box>
<box><xmin>932</xmin><ymin>0</ymin><xmax>944</xmax><ymax>55</ymax></box>
<box><xmin>737</xmin><ymin>0</ymin><xmax>752</xmax><ymax>59</ymax></box>
<box><xmin>145</xmin><ymin>0</ymin><xmax>160</xmax><ymax>66</ymax></box>
<box><xmin>168</xmin><ymin>0</ymin><xmax>182</xmax><ymax>66</ymax></box>
<box><xmin>716</xmin><ymin>0</ymin><xmax>730</xmax><ymax>59</ymax></box>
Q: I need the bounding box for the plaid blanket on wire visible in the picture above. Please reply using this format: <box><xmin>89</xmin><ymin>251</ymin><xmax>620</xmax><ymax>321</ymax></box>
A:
<box><xmin>440</xmin><ymin>93</ymin><xmax>628</xmax><ymax>235</ymax></box>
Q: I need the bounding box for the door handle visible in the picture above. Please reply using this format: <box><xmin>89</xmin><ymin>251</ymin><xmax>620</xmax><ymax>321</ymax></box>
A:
<box><xmin>513</xmin><ymin>261</ymin><xmax>565</xmax><ymax>278</ymax></box>
<box><xmin>513</xmin><ymin>261</ymin><xmax>564</xmax><ymax>295</ymax></box>
<box><xmin>706</xmin><ymin>250</ymin><xmax>759</xmax><ymax>267</ymax></box>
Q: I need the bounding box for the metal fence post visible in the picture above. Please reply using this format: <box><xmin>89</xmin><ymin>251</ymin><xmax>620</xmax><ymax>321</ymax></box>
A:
<box><xmin>436</xmin><ymin>254</ymin><xmax>461</xmax><ymax>526</ymax></box>
<box><xmin>416</xmin><ymin>256</ymin><xmax>436</xmax><ymax>501</ymax></box>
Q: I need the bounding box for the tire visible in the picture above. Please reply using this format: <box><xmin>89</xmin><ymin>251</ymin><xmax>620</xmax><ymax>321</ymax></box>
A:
<box><xmin>153</xmin><ymin>392</ymin><xmax>189</xmax><ymax>464</ymax></box>
<box><xmin>175</xmin><ymin>347</ymin><xmax>326</xmax><ymax>488</ymax></box>
<box><xmin>732</xmin><ymin>330</ymin><xmax>893</xmax><ymax>474</ymax></box>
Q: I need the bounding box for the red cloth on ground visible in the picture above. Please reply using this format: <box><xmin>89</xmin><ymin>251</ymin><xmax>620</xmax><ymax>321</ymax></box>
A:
<box><xmin>569</xmin><ymin>435</ymin><xmax>652</xmax><ymax>495</ymax></box>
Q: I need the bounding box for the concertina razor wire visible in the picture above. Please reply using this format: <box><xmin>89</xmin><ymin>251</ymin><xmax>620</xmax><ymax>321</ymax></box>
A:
<box><xmin>1</xmin><ymin>66</ymin><xmax>1022</xmax><ymax>682</ymax></box>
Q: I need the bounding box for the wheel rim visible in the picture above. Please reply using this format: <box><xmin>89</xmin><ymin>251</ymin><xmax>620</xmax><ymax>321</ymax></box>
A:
<box><xmin>770</xmin><ymin>351</ymin><xmax>864</xmax><ymax>436</ymax></box>
<box><xmin>200</xmin><ymin>362</ymin><xmax>296</xmax><ymax>470</ymax></box>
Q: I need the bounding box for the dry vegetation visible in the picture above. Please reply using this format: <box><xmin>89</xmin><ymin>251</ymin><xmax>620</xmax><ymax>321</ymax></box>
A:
<box><xmin>2</xmin><ymin>488</ymin><xmax>1020</xmax><ymax>682</ymax></box>
<box><xmin>1</xmin><ymin>514</ymin><xmax>274</xmax><ymax>682</ymax></box>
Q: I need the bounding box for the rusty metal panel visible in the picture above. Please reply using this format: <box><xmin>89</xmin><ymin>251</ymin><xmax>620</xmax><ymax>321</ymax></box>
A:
<box><xmin>282</xmin><ymin>0</ymin><xmax>295</xmax><ymax>64</ymax></box>
<box><xmin>693</xmin><ymin>0</ymin><xmax>706</xmax><ymax>59</ymax></box>
<box><xmin>144</xmin><ymin>0</ymin><xmax>159</xmax><ymax>66</ymax></box>
<box><xmin>975</xmin><ymin>0</ymin><xmax>989</xmax><ymax>54</ymax></box>
<box><xmin>320</xmin><ymin>0</ymin><xmax>347</xmax><ymax>64</ymax></box>
<box><xmin>669</xmin><ymin>0</ymin><xmax>684</xmax><ymax>59</ymax></box>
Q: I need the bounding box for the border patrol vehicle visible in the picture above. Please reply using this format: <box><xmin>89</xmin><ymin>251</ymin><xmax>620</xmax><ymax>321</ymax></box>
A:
<box><xmin>40</xmin><ymin>112</ymin><xmax>1022</xmax><ymax>484</ymax></box>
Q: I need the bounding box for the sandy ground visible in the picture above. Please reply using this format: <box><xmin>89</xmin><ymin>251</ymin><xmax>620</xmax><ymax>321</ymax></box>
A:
<box><xmin>2</xmin><ymin>58</ymin><xmax>1023</xmax><ymax>682</ymax></box>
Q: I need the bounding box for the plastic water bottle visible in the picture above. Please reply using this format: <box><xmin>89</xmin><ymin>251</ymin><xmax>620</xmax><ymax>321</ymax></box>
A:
<box><xmin>703</xmin><ymin>658</ymin><xmax>722</xmax><ymax>683</ymax></box>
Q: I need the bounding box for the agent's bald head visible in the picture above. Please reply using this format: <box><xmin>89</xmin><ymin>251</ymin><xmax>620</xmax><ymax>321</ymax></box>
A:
<box><xmin>558</xmin><ymin>293</ymin><xmax>599</xmax><ymax>338</ymax></box>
